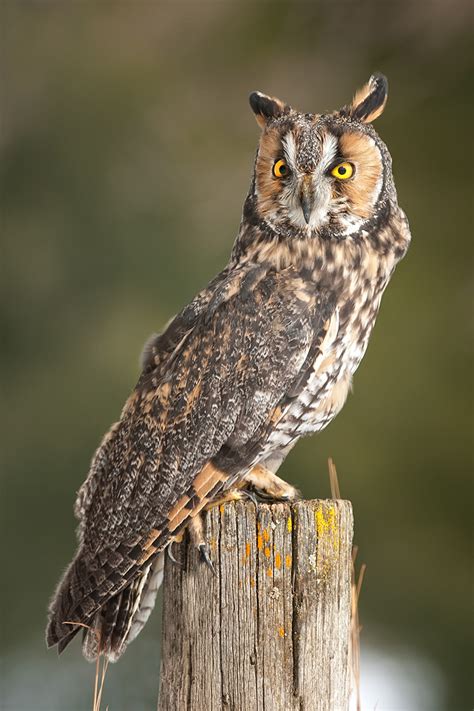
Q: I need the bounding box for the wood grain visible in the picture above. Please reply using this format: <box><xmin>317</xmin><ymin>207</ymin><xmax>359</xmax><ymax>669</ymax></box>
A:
<box><xmin>158</xmin><ymin>499</ymin><xmax>353</xmax><ymax>711</ymax></box>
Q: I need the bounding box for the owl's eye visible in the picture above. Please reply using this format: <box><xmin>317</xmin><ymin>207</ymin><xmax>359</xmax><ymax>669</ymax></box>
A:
<box><xmin>331</xmin><ymin>162</ymin><xmax>354</xmax><ymax>180</ymax></box>
<box><xmin>273</xmin><ymin>159</ymin><xmax>289</xmax><ymax>178</ymax></box>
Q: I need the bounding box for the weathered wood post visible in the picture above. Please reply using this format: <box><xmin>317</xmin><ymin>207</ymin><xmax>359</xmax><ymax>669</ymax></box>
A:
<box><xmin>158</xmin><ymin>499</ymin><xmax>353</xmax><ymax>711</ymax></box>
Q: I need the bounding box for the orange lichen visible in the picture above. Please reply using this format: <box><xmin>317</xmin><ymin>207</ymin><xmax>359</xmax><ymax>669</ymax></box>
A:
<box><xmin>263</xmin><ymin>528</ymin><xmax>270</xmax><ymax>543</ymax></box>
<box><xmin>278</xmin><ymin>627</ymin><xmax>285</xmax><ymax>638</ymax></box>
<box><xmin>287</xmin><ymin>516</ymin><xmax>292</xmax><ymax>533</ymax></box>
<box><xmin>275</xmin><ymin>552</ymin><xmax>282</xmax><ymax>570</ymax></box>
<box><xmin>264</xmin><ymin>546</ymin><xmax>271</xmax><ymax>559</ymax></box>
<box><xmin>266</xmin><ymin>568</ymin><xmax>273</xmax><ymax>578</ymax></box>
<box><xmin>257</xmin><ymin>534</ymin><xmax>263</xmax><ymax>550</ymax></box>
<box><xmin>241</xmin><ymin>541</ymin><xmax>251</xmax><ymax>565</ymax></box>
<box><xmin>285</xmin><ymin>554</ymin><xmax>292</xmax><ymax>569</ymax></box>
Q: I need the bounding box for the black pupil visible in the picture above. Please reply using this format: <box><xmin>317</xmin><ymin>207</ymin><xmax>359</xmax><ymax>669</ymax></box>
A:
<box><xmin>338</xmin><ymin>165</ymin><xmax>347</xmax><ymax>175</ymax></box>
<box><xmin>279</xmin><ymin>163</ymin><xmax>286</xmax><ymax>174</ymax></box>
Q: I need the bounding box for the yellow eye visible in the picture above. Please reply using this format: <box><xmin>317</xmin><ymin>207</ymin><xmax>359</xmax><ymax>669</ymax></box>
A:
<box><xmin>273</xmin><ymin>158</ymin><xmax>289</xmax><ymax>178</ymax></box>
<box><xmin>331</xmin><ymin>162</ymin><xmax>354</xmax><ymax>180</ymax></box>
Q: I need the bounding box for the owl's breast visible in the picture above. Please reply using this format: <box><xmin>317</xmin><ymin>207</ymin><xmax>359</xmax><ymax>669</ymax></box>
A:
<box><xmin>266</xmin><ymin>283</ymin><xmax>384</xmax><ymax>452</ymax></box>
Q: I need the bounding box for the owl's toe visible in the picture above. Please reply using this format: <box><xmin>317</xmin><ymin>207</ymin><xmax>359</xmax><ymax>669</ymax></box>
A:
<box><xmin>244</xmin><ymin>465</ymin><xmax>300</xmax><ymax>502</ymax></box>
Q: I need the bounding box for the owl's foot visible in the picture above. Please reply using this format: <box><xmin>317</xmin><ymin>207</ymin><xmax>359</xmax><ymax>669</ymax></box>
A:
<box><xmin>243</xmin><ymin>464</ymin><xmax>300</xmax><ymax>502</ymax></box>
<box><xmin>182</xmin><ymin>469</ymin><xmax>297</xmax><ymax>574</ymax></box>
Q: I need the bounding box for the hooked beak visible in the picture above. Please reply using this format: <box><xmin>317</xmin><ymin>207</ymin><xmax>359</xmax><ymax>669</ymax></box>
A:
<box><xmin>299</xmin><ymin>177</ymin><xmax>314</xmax><ymax>224</ymax></box>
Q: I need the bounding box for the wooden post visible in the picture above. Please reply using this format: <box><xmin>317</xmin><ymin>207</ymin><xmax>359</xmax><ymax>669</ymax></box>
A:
<box><xmin>158</xmin><ymin>499</ymin><xmax>353</xmax><ymax>711</ymax></box>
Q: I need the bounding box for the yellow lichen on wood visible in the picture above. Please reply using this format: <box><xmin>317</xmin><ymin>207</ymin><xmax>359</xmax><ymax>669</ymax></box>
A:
<box><xmin>287</xmin><ymin>516</ymin><xmax>292</xmax><ymax>533</ymax></box>
<box><xmin>315</xmin><ymin>503</ymin><xmax>340</xmax><ymax>554</ymax></box>
<box><xmin>312</xmin><ymin>503</ymin><xmax>341</xmax><ymax>582</ymax></box>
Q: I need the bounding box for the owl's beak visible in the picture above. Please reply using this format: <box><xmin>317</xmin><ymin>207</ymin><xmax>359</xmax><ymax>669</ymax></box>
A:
<box><xmin>299</xmin><ymin>178</ymin><xmax>314</xmax><ymax>224</ymax></box>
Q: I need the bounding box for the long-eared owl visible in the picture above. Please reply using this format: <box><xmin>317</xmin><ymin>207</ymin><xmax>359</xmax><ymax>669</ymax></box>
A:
<box><xmin>46</xmin><ymin>74</ymin><xmax>411</xmax><ymax>662</ymax></box>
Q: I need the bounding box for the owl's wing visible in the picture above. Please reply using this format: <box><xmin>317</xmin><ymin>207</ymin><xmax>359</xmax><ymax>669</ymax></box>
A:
<box><xmin>138</xmin><ymin>266</ymin><xmax>235</xmax><ymax>376</ymax></box>
<box><xmin>73</xmin><ymin>266</ymin><xmax>234</xmax><ymax>532</ymax></box>
<box><xmin>47</xmin><ymin>263</ymin><xmax>336</xmax><ymax>653</ymax></box>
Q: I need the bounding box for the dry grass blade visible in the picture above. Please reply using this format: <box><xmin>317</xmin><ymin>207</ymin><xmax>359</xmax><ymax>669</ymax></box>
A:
<box><xmin>351</xmin><ymin>547</ymin><xmax>366</xmax><ymax>711</ymax></box>
<box><xmin>328</xmin><ymin>457</ymin><xmax>341</xmax><ymax>499</ymax></box>
<box><xmin>63</xmin><ymin>621</ymin><xmax>92</xmax><ymax>630</ymax></box>
<box><xmin>93</xmin><ymin>654</ymin><xmax>110</xmax><ymax>711</ymax></box>
<box><xmin>327</xmin><ymin>460</ymin><xmax>365</xmax><ymax>710</ymax></box>
<box><xmin>93</xmin><ymin>655</ymin><xmax>99</xmax><ymax>711</ymax></box>
<box><xmin>63</xmin><ymin>620</ymin><xmax>110</xmax><ymax>711</ymax></box>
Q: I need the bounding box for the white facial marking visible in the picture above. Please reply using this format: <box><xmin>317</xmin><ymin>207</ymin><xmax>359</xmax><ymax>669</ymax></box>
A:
<box><xmin>282</xmin><ymin>132</ymin><xmax>297</xmax><ymax>171</ymax></box>
<box><xmin>320</xmin><ymin>133</ymin><xmax>338</xmax><ymax>172</ymax></box>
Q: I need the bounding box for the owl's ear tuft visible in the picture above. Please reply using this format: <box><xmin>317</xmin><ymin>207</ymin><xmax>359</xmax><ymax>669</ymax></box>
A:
<box><xmin>249</xmin><ymin>91</ymin><xmax>289</xmax><ymax>128</ymax></box>
<box><xmin>343</xmin><ymin>73</ymin><xmax>388</xmax><ymax>124</ymax></box>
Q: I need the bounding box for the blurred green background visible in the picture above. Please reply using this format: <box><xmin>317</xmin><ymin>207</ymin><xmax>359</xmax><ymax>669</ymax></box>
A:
<box><xmin>1</xmin><ymin>2</ymin><xmax>472</xmax><ymax>710</ymax></box>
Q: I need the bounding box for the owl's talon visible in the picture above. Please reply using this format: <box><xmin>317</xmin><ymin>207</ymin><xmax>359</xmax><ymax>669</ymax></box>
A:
<box><xmin>240</xmin><ymin>489</ymin><xmax>259</xmax><ymax>506</ymax></box>
<box><xmin>166</xmin><ymin>541</ymin><xmax>184</xmax><ymax>569</ymax></box>
<box><xmin>199</xmin><ymin>543</ymin><xmax>216</xmax><ymax>576</ymax></box>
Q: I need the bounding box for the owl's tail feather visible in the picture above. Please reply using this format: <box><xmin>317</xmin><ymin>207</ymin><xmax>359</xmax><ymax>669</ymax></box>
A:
<box><xmin>46</xmin><ymin>549</ymin><xmax>165</xmax><ymax>662</ymax></box>
<box><xmin>46</xmin><ymin>553</ymin><xmax>92</xmax><ymax>652</ymax></box>
<box><xmin>83</xmin><ymin>553</ymin><xmax>164</xmax><ymax>662</ymax></box>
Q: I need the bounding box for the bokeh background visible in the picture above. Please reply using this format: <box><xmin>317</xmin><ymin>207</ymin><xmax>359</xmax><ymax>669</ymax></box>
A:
<box><xmin>1</xmin><ymin>2</ymin><xmax>472</xmax><ymax>710</ymax></box>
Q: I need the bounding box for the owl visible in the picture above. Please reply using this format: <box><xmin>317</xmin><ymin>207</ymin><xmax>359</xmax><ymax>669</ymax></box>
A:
<box><xmin>46</xmin><ymin>74</ymin><xmax>411</xmax><ymax>662</ymax></box>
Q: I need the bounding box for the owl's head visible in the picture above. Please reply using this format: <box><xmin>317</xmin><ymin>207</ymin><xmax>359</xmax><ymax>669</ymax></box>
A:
<box><xmin>247</xmin><ymin>74</ymin><xmax>393</xmax><ymax>240</ymax></box>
